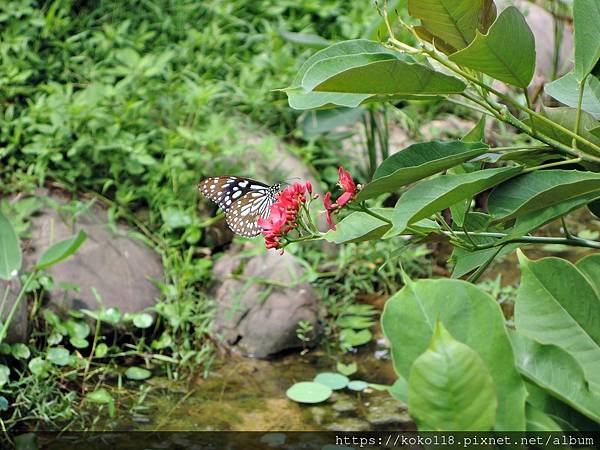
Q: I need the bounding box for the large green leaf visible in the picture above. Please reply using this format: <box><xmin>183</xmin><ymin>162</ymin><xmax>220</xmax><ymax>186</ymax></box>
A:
<box><xmin>358</xmin><ymin>140</ymin><xmax>488</xmax><ymax>201</ymax></box>
<box><xmin>527</xmin><ymin>107</ymin><xmax>600</xmax><ymax>155</ymax></box>
<box><xmin>36</xmin><ymin>230</ymin><xmax>87</xmax><ymax>270</ymax></box>
<box><xmin>510</xmin><ymin>331</ymin><xmax>600</xmax><ymax>423</ymax></box>
<box><xmin>387</xmin><ymin>166</ymin><xmax>522</xmax><ymax>236</ymax></box>
<box><xmin>449</xmin><ymin>7</ymin><xmax>536</xmax><ymax>88</ymax></box>
<box><xmin>545</xmin><ymin>72</ymin><xmax>600</xmax><ymax>119</ymax></box>
<box><xmin>525</xmin><ymin>404</ymin><xmax>563</xmax><ymax>432</ymax></box>
<box><xmin>310</xmin><ymin>59</ymin><xmax>466</xmax><ymax>96</ymax></box>
<box><xmin>515</xmin><ymin>252</ymin><xmax>600</xmax><ymax>391</ymax></box>
<box><xmin>488</xmin><ymin>170</ymin><xmax>600</xmax><ymax>224</ymax></box>
<box><xmin>451</xmin><ymin>244</ymin><xmax>519</xmax><ymax>279</ymax></box>
<box><xmin>576</xmin><ymin>254</ymin><xmax>600</xmax><ymax>296</ymax></box>
<box><xmin>324</xmin><ymin>209</ymin><xmax>392</xmax><ymax>244</ymax></box>
<box><xmin>299</xmin><ymin>107</ymin><xmax>365</xmax><ymax>139</ymax></box>
<box><xmin>302</xmin><ymin>53</ymin><xmax>400</xmax><ymax>92</ymax></box>
<box><xmin>408</xmin><ymin>321</ymin><xmax>497</xmax><ymax>431</ymax></box>
<box><xmin>573</xmin><ymin>0</ymin><xmax>600</xmax><ymax>81</ymax></box>
<box><xmin>497</xmin><ymin>191</ymin><xmax>600</xmax><ymax>243</ymax></box>
<box><xmin>407</xmin><ymin>0</ymin><xmax>496</xmax><ymax>53</ymax></box>
<box><xmin>381</xmin><ymin>278</ymin><xmax>527</xmax><ymax>430</ymax></box>
<box><xmin>286</xmin><ymin>40</ymin><xmax>399</xmax><ymax>110</ymax></box>
<box><xmin>0</xmin><ymin>211</ymin><xmax>21</xmax><ymax>280</ymax></box>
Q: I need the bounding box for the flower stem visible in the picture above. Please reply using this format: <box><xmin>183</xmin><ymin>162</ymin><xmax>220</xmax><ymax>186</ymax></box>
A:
<box><xmin>0</xmin><ymin>271</ymin><xmax>36</xmax><ymax>345</ymax></box>
<box><xmin>446</xmin><ymin>231</ymin><xmax>600</xmax><ymax>250</ymax></box>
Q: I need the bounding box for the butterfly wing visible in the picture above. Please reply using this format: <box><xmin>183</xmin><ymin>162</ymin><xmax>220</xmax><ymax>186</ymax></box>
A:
<box><xmin>198</xmin><ymin>176</ymin><xmax>270</xmax><ymax>212</ymax></box>
<box><xmin>199</xmin><ymin>176</ymin><xmax>278</xmax><ymax>237</ymax></box>
<box><xmin>225</xmin><ymin>188</ymin><xmax>277</xmax><ymax>237</ymax></box>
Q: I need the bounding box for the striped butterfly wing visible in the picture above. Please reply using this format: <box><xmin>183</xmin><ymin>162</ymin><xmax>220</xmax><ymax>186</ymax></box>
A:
<box><xmin>199</xmin><ymin>176</ymin><xmax>280</xmax><ymax>237</ymax></box>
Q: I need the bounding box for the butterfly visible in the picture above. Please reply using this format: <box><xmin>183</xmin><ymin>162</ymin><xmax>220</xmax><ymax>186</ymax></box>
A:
<box><xmin>198</xmin><ymin>176</ymin><xmax>282</xmax><ymax>237</ymax></box>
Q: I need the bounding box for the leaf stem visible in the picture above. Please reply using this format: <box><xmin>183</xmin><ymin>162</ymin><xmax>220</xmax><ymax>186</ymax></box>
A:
<box><xmin>572</xmin><ymin>75</ymin><xmax>587</xmax><ymax>150</ymax></box>
<box><xmin>0</xmin><ymin>271</ymin><xmax>36</xmax><ymax>345</ymax></box>
<box><xmin>446</xmin><ymin>231</ymin><xmax>600</xmax><ymax>250</ymax></box>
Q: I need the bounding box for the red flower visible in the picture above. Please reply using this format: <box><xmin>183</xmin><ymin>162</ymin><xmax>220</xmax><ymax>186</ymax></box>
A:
<box><xmin>259</xmin><ymin>182</ymin><xmax>311</xmax><ymax>251</ymax></box>
<box><xmin>323</xmin><ymin>191</ymin><xmax>336</xmax><ymax>231</ymax></box>
<box><xmin>337</xmin><ymin>166</ymin><xmax>357</xmax><ymax>207</ymax></box>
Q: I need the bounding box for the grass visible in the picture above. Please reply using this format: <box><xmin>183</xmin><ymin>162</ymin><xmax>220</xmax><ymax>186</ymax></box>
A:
<box><xmin>0</xmin><ymin>0</ymin><xmax>415</xmax><ymax>434</ymax></box>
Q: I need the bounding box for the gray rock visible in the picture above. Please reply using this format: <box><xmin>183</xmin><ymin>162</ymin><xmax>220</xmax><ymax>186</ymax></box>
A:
<box><xmin>23</xmin><ymin>195</ymin><xmax>163</xmax><ymax>318</ymax></box>
<box><xmin>332</xmin><ymin>397</ymin><xmax>356</xmax><ymax>413</ymax></box>
<box><xmin>325</xmin><ymin>417</ymin><xmax>371</xmax><ymax>432</ymax></box>
<box><xmin>0</xmin><ymin>278</ymin><xmax>28</xmax><ymax>343</ymax></box>
<box><xmin>365</xmin><ymin>396</ymin><xmax>411</xmax><ymax>426</ymax></box>
<box><xmin>213</xmin><ymin>250</ymin><xmax>320</xmax><ymax>357</ymax></box>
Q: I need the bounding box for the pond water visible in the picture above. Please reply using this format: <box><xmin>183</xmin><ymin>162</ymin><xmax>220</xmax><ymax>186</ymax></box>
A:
<box><xmin>109</xmin><ymin>345</ymin><xmax>412</xmax><ymax>432</ymax></box>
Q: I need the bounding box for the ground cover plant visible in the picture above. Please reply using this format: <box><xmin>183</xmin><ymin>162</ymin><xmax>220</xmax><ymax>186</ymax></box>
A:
<box><xmin>270</xmin><ymin>0</ymin><xmax>600</xmax><ymax>431</ymax></box>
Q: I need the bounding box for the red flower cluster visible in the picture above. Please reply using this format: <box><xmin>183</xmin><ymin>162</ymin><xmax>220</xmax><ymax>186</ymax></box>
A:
<box><xmin>258</xmin><ymin>182</ymin><xmax>312</xmax><ymax>250</ymax></box>
<box><xmin>323</xmin><ymin>166</ymin><xmax>357</xmax><ymax>230</ymax></box>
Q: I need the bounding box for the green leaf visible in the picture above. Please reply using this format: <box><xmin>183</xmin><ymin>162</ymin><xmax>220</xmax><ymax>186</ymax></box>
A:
<box><xmin>527</xmin><ymin>107</ymin><xmax>600</xmax><ymax>155</ymax></box>
<box><xmin>28</xmin><ymin>357</ymin><xmax>49</xmax><ymax>377</ymax></box>
<box><xmin>95</xmin><ymin>343</ymin><xmax>109</xmax><ymax>358</ymax></box>
<box><xmin>381</xmin><ymin>278</ymin><xmax>527</xmax><ymax>430</ymax></box>
<box><xmin>463</xmin><ymin>115</ymin><xmax>486</xmax><ymax>142</ymax></box>
<box><xmin>287</xmin><ymin>39</ymin><xmax>399</xmax><ymax>109</ymax></box>
<box><xmin>36</xmin><ymin>230</ymin><xmax>87</xmax><ymax>270</ymax></box>
<box><xmin>0</xmin><ymin>365</ymin><xmax>9</xmax><ymax>387</ymax></box>
<box><xmin>388</xmin><ymin>376</ymin><xmax>409</xmax><ymax>403</ymax></box>
<box><xmin>451</xmin><ymin>244</ymin><xmax>519</xmax><ymax>279</ymax></box>
<box><xmin>302</xmin><ymin>53</ymin><xmax>400</xmax><ymax>92</ymax></box>
<box><xmin>573</xmin><ymin>0</ymin><xmax>600</xmax><ymax>81</ymax></box>
<box><xmin>589</xmin><ymin>198</ymin><xmax>600</xmax><ymax>219</ymax></box>
<box><xmin>85</xmin><ymin>388</ymin><xmax>113</xmax><ymax>404</ymax></box>
<box><xmin>336</xmin><ymin>362</ymin><xmax>357</xmax><ymax>376</ymax></box>
<box><xmin>510</xmin><ymin>331</ymin><xmax>600</xmax><ymax>422</ymax></box>
<box><xmin>339</xmin><ymin>328</ymin><xmax>372</xmax><ymax>348</ymax></box>
<box><xmin>299</xmin><ymin>108</ymin><xmax>365</xmax><ymax>139</ymax></box>
<box><xmin>0</xmin><ymin>210</ymin><xmax>22</xmax><ymax>280</ymax></box>
<box><xmin>278</xmin><ymin>30</ymin><xmax>330</xmax><ymax>49</ymax></box>
<box><xmin>408</xmin><ymin>320</ymin><xmax>497</xmax><ymax>431</ymax></box>
<box><xmin>545</xmin><ymin>72</ymin><xmax>600</xmax><ymax>119</ymax></box>
<box><xmin>358</xmin><ymin>140</ymin><xmax>489</xmax><ymax>201</ymax></box>
<box><xmin>526</xmin><ymin>404</ymin><xmax>563</xmax><ymax>432</ymax></box>
<box><xmin>47</xmin><ymin>347</ymin><xmax>70</xmax><ymax>366</ymax></box>
<box><xmin>488</xmin><ymin>170</ymin><xmax>600</xmax><ymax>224</ymax></box>
<box><xmin>314</xmin><ymin>372</ymin><xmax>349</xmax><ymax>390</ymax></box>
<box><xmin>125</xmin><ymin>366</ymin><xmax>152</xmax><ymax>380</ymax></box>
<box><xmin>336</xmin><ymin>315</ymin><xmax>374</xmax><ymax>329</ymax></box>
<box><xmin>498</xmin><ymin>191</ymin><xmax>600</xmax><ymax>242</ymax></box>
<box><xmin>324</xmin><ymin>209</ymin><xmax>391</xmax><ymax>244</ymax></box>
<box><xmin>515</xmin><ymin>251</ymin><xmax>600</xmax><ymax>391</ymax></box>
<box><xmin>11</xmin><ymin>343</ymin><xmax>30</xmax><ymax>360</ymax></box>
<box><xmin>576</xmin><ymin>254</ymin><xmax>600</xmax><ymax>295</ymax></box>
<box><xmin>69</xmin><ymin>337</ymin><xmax>89</xmax><ymax>349</ymax></box>
<box><xmin>0</xmin><ymin>396</ymin><xmax>8</xmax><ymax>412</ymax></box>
<box><xmin>449</xmin><ymin>7</ymin><xmax>536</xmax><ymax>88</ymax></box>
<box><xmin>408</xmin><ymin>0</ymin><xmax>496</xmax><ymax>52</ymax></box>
<box><xmin>286</xmin><ymin>381</ymin><xmax>332</xmax><ymax>403</ymax></box>
<box><xmin>132</xmin><ymin>313</ymin><xmax>153</xmax><ymax>329</ymax></box>
<box><xmin>309</xmin><ymin>59</ymin><xmax>466</xmax><ymax>96</ymax></box>
<box><xmin>387</xmin><ymin>166</ymin><xmax>522</xmax><ymax>236</ymax></box>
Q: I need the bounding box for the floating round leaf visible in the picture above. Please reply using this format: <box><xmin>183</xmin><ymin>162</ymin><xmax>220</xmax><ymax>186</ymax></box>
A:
<box><xmin>347</xmin><ymin>380</ymin><xmax>368</xmax><ymax>391</ymax></box>
<box><xmin>125</xmin><ymin>367</ymin><xmax>152</xmax><ymax>381</ymax></box>
<box><xmin>314</xmin><ymin>372</ymin><xmax>349</xmax><ymax>390</ymax></box>
<box><xmin>286</xmin><ymin>381</ymin><xmax>332</xmax><ymax>403</ymax></box>
<box><xmin>336</xmin><ymin>362</ymin><xmax>358</xmax><ymax>376</ymax></box>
